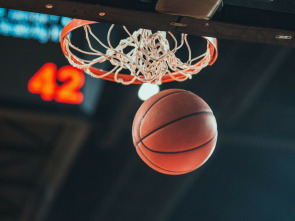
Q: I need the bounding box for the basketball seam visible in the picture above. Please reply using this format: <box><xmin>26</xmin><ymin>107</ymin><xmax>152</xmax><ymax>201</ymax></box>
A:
<box><xmin>137</xmin><ymin>89</ymin><xmax>195</xmax><ymax>148</ymax></box>
<box><xmin>140</xmin><ymin>90</ymin><xmax>188</xmax><ymax>122</ymax></box>
<box><xmin>136</xmin><ymin>90</ymin><xmax>216</xmax><ymax>154</ymax></box>
<box><xmin>141</xmin><ymin>132</ymin><xmax>217</xmax><ymax>154</ymax></box>
<box><xmin>136</xmin><ymin>111</ymin><xmax>213</xmax><ymax>146</ymax></box>
<box><xmin>136</xmin><ymin>144</ymin><xmax>196</xmax><ymax>174</ymax></box>
<box><xmin>135</xmin><ymin>89</ymin><xmax>194</xmax><ymax>174</ymax></box>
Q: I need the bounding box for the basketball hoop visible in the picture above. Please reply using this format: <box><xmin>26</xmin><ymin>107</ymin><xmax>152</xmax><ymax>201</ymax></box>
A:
<box><xmin>60</xmin><ymin>19</ymin><xmax>218</xmax><ymax>85</ymax></box>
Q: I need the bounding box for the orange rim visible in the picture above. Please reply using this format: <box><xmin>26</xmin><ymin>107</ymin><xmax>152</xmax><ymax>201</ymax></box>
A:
<box><xmin>60</xmin><ymin>19</ymin><xmax>218</xmax><ymax>84</ymax></box>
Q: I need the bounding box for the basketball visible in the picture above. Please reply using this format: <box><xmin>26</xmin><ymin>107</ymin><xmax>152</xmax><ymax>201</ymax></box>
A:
<box><xmin>132</xmin><ymin>89</ymin><xmax>217</xmax><ymax>175</ymax></box>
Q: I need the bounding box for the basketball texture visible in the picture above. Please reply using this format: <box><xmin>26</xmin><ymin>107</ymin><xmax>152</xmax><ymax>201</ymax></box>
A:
<box><xmin>132</xmin><ymin>89</ymin><xmax>217</xmax><ymax>175</ymax></box>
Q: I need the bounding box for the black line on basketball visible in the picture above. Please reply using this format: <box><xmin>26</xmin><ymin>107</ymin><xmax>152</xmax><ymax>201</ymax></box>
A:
<box><xmin>141</xmin><ymin>90</ymin><xmax>188</xmax><ymax>121</ymax></box>
<box><xmin>140</xmin><ymin>132</ymin><xmax>217</xmax><ymax>154</ymax></box>
<box><xmin>136</xmin><ymin>144</ymin><xmax>195</xmax><ymax>174</ymax></box>
<box><xmin>137</xmin><ymin>90</ymin><xmax>188</xmax><ymax>148</ymax></box>
<box><xmin>136</xmin><ymin>111</ymin><xmax>213</xmax><ymax>146</ymax></box>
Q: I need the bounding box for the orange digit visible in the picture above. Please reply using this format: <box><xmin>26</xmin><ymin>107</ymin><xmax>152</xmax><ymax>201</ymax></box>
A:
<box><xmin>28</xmin><ymin>63</ymin><xmax>57</xmax><ymax>101</ymax></box>
<box><xmin>55</xmin><ymin>66</ymin><xmax>85</xmax><ymax>104</ymax></box>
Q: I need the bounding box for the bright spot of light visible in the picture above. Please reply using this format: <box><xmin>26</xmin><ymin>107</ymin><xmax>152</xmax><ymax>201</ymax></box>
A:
<box><xmin>138</xmin><ymin>83</ymin><xmax>160</xmax><ymax>101</ymax></box>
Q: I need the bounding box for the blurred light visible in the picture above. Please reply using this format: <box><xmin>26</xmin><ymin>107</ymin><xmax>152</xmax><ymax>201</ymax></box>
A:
<box><xmin>0</xmin><ymin>8</ymin><xmax>6</xmax><ymax>17</ymax></box>
<box><xmin>61</xmin><ymin>17</ymin><xmax>72</xmax><ymax>26</ymax></box>
<box><xmin>138</xmin><ymin>83</ymin><xmax>160</xmax><ymax>101</ymax></box>
<box><xmin>0</xmin><ymin>8</ymin><xmax>71</xmax><ymax>43</ymax></box>
<box><xmin>28</xmin><ymin>63</ymin><xmax>85</xmax><ymax>104</ymax></box>
<box><xmin>45</xmin><ymin>4</ymin><xmax>54</xmax><ymax>9</ymax></box>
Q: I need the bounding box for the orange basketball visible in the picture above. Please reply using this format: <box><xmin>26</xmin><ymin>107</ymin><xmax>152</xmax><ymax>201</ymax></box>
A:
<box><xmin>132</xmin><ymin>89</ymin><xmax>217</xmax><ymax>175</ymax></box>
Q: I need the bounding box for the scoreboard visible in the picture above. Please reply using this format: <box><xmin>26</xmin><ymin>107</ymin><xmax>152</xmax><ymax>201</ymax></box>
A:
<box><xmin>0</xmin><ymin>8</ymin><xmax>104</xmax><ymax>116</ymax></box>
<box><xmin>0</xmin><ymin>7</ymin><xmax>71</xmax><ymax>43</ymax></box>
<box><xmin>28</xmin><ymin>63</ymin><xmax>85</xmax><ymax>105</ymax></box>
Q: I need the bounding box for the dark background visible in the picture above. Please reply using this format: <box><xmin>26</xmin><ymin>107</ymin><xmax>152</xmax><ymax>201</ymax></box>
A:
<box><xmin>0</xmin><ymin>1</ymin><xmax>295</xmax><ymax>221</ymax></box>
<box><xmin>48</xmin><ymin>40</ymin><xmax>295</xmax><ymax>221</ymax></box>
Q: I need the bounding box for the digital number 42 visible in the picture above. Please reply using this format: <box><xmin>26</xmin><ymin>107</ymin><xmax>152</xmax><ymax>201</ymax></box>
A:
<box><xmin>28</xmin><ymin>63</ymin><xmax>85</xmax><ymax>104</ymax></box>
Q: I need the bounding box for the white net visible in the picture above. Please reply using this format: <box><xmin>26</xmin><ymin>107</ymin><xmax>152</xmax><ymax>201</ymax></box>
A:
<box><xmin>63</xmin><ymin>24</ymin><xmax>211</xmax><ymax>85</ymax></box>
